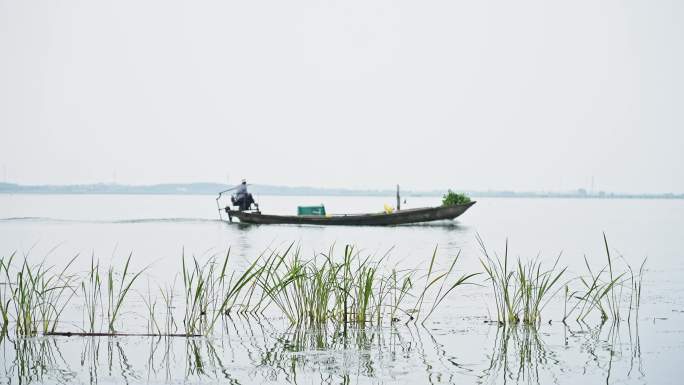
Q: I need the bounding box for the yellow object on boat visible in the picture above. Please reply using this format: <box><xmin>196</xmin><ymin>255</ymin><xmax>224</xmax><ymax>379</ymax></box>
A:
<box><xmin>384</xmin><ymin>204</ymin><xmax>394</xmax><ymax>214</ymax></box>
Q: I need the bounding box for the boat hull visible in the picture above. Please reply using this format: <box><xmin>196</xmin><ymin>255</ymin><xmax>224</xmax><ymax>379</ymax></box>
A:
<box><xmin>225</xmin><ymin>202</ymin><xmax>475</xmax><ymax>226</ymax></box>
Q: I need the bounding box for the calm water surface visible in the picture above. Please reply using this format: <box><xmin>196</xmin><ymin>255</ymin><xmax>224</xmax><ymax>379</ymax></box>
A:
<box><xmin>0</xmin><ymin>194</ymin><xmax>683</xmax><ymax>384</ymax></box>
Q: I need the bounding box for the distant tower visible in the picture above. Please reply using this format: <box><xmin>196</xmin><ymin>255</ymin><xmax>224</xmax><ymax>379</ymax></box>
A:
<box><xmin>591</xmin><ymin>176</ymin><xmax>595</xmax><ymax>195</ymax></box>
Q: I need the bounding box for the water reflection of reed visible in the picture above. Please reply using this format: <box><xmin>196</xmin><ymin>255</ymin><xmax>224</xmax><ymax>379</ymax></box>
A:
<box><xmin>0</xmin><ymin>315</ymin><xmax>646</xmax><ymax>385</ymax></box>
<box><xmin>1</xmin><ymin>337</ymin><xmax>74</xmax><ymax>384</ymax></box>
<box><xmin>478</xmin><ymin>320</ymin><xmax>645</xmax><ymax>385</ymax></box>
<box><xmin>565</xmin><ymin>320</ymin><xmax>645</xmax><ymax>384</ymax></box>
<box><xmin>255</xmin><ymin>322</ymin><xmax>374</xmax><ymax>381</ymax></box>
<box><xmin>479</xmin><ymin>325</ymin><xmax>558</xmax><ymax>385</ymax></box>
<box><xmin>213</xmin><ymin>315</ymin><xmax>424</xmax><ymax>383</ymax></box>
<box><xmin>248</xmin><ymin>318</ymin><xmax>482</xmax><ymax>384</ymax></box>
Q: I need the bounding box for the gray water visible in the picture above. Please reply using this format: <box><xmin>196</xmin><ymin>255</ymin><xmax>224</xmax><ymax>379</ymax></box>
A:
<box><xmin>1</xmin><ymin>194</ymin><xmax>683</xmax><ymax>384</ymax></box>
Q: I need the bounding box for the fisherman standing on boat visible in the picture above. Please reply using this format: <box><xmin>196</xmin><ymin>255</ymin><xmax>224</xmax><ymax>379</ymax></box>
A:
<box><xmin>236</xmin><ymin>179</ymin><xmax>247</xmax><ymax>199</ymax></box>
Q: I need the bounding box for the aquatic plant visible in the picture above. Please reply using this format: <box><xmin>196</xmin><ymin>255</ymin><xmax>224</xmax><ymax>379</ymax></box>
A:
<box><xmin>82</xmin><ymin>255</ymin><xmax>102</xmax><ymax>333</ymax></box>
<box><xmin>256</xmin><ymin>244</ymin><xmax>476</xmax><ymax>327</ymax></box>
<box><xmin>421</xmin><ymin>249</ymin><xmax>480</xmax><ymax>323</ymax></box>
<box><xmin>259</xmin><ymin>245</ymin><xmax>343</xmax><ymax>324</ymax></box>
<box><xmin>36</xmin><ymin>256</ymin><xmax>78</xmax><ymax>334</ymax></box>
<box><xmin>0</xmin><ymin>254</ymin><xmax>14</xmax><ymax>335</ymax></box>
<box><xmin>0</xmin><ymin>253</ymin><xmax>78</xmax><ymax>336</ymax></box>
<box><xmin>411</xmin><ymin>247</ymin><xmax>480</xmax><ymax>324</ymax></box>
<box><xmin>159</xmin><ymin>282</ymin><xmax>178</xmax><ymax>335</ymax></box>
<box><xmin>563</xmin><ymin>234</ymin><xmax>646</xmax><ymax>323</ymax></box>
<box><xmin>0</xmin><ymin>244</ymin><xmax>478</xmax><ymax>335</ymax></box>
<box><xmin>181</xmin><ymin>252</ymin><xmax>215</xmax><ymax>335</ymax></box>
<box><xmin>141</xmin><ymin>280</ymin><xmax>161</xmax><ymax>334</ymax></box>
<box><xmin>627</xmin><ymin>257</ymin><xmax>646</xmax><ymax>323</ymax></box>
<box><xmin>207</xmin><ymin>251</ymin><xmax>263</xmax><ymax>330</ymax></box>
<box><xmin>106</xmin><ymin>253</ymin><xmax>147</xmax><ymax>332</ymax></box>
<box><xmin>478</xmin><ymin>235</ymin><xmax>566</xmax><ymax>325</ymax></box>
<box><xmin>565</xmin><ymin>256</ymin><xmax>622</xmax><ymax>322</ymax></box>
<box><xmin>180</xmin><ymin>248</ymin><xmax>264</xmax><ymax>335</ymax></box>
<box><xmin>388</xmin><ymin>267</ymin><xmax>413</xmax><ymax>322</ymax></box>
<box><xmin>516</xmin><ymin>255</ymin><xmax>566</xmax><ymax>324</ymax></box>
<box><xmin>0</xmin><ymin>235</ymin><xmax>648</xmax><ymax>338</ymax></box>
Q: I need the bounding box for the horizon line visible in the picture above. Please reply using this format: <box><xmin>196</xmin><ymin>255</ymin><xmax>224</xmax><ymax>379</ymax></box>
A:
<box><xmin>0</xmin><ymin>181</ymin><xmax>682</xmax><ymax>198</ymax></box>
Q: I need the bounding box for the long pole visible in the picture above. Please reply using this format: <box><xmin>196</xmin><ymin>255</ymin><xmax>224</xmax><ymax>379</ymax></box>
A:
<box><xmin>396</xmin><ymin>184</ymin><xmax>401</xmax><ymax>211</ymax></box>
<box><xmin>216</xmin><ymin>184</ymin><xmax>240</xmax><ymax>221</ymax></box>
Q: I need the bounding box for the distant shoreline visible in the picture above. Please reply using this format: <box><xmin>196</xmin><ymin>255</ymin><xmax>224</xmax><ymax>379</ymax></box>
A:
<box><xmin>1</xmin><ymin>182</ymin><xmax>682</xmax><ymax>200</ymax></box>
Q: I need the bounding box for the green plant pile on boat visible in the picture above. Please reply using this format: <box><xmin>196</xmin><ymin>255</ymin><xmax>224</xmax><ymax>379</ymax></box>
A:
<box><xmin>442</xmin><ymin>190</ymin><xmax>471</xmax><ymax>206</ymax></box>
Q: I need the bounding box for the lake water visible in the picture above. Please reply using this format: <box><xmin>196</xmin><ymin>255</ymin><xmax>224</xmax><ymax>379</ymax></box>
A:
<box><xmin>1</xmin><ymin>194</ymin><xmax>683</xmax><ymax>384</ymax></box>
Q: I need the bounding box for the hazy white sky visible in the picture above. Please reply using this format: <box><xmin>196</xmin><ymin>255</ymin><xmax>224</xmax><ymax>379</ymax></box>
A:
<box><xmin>1</xmin><ymin>0</ymin><xmax>682</xmax><ymax>193</ymax></box>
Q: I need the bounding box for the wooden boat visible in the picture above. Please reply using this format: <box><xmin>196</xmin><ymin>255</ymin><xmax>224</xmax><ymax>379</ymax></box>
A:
<box><xmin>224</xmin><ymin>202</ymin><xmax>475</xmax><ymax>226</ymax></box>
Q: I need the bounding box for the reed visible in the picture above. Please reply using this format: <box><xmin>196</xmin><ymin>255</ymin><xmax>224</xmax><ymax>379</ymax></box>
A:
<box><xmin>516</xmin><ymin>254</ymin><xmax>566</xmax><ymax>324</ymax></box>
<box><xmin>260</xmin><ymin>246</ymin><xmax>334</xmax><ymax>324</ymax></box>
<box><xmin>388</xmin><ymin>268</ymin><xmax>413</xmax><ymax>322</ymax></box>
<box><xmin>0</xmin><ymin>236</ymin><xmax>646</xmax><ymax>337</ymax></box>
<box><xmin>180</xmin><ymin>248</ymin><xmax>264</xmax><ymax>334</ymax></box>
<box><xmin>13</xmin><ymin>261</ymin><xmax>39</xmax><ymax>335</ymax></box>
<box><xmin>564</xmin><ymin>234</ymin><xmax>646</xmax><ymax>323</ymax></box>
<box><xmin>261</xmin><ymin>245</ymin><xmax>343</xmax><ymax>324</ymax></box>
<box><xmin>412</xmin><ymin>246</ymin><xmax>439</xmax><ymax>323</ymax></box>
<box><xmin>36</xmin><ymin>255</ymin><xmax>78</xmax><ymax>334</ymax></box>
<box><xmin>341</xmin><ymin>245</ymin><xmax>353</xmax><ymax>328</ymax></box>
<box><xmin>82</xmin><ymin>255</ymin><xmax>102</xmax><ymax>333</ymax></box>
<box><xmin>568</xmin><ymin>256</ymin><xmax>621</xmax><ymax>321</ymax></box>
<box><xmin>479</xmin><ymin>236</ymin><xmax>519</xmax><ymax>324</ymax></box>
<box><xmin>181</xmin><ymin>250</ymin><xmax>228</xmax><ymax>334</ymax></box>
<box><xmin>159</xmin><ymin>282</ymin><xmax>177</xmax><ymax>334</ymax></box>
<box><xmin>257</xmin><ymin>244</ymin><xmax>475</xmax><ymax>326</ymax></box>
<box><xmin>181</xmin><ymin>252</ymin><xmax>212</xmax><ymax>335</ymax></box>
<box><xmin>0</xmin><ymin>254</ymin><xmax>14</xmax><ymax>334</ymax></box>
<box><xmin>353</xmin><ymin>257</ymin><xmax>380</xmax><ymax>323</ymax></box>
<box><xmin>207</xmin><ymin>250</ymin><xmax>263</xmax><ymax>330</ymax></box>
<box><xmin>421</xmin><ymin>250</ymin><xmax>480</xmax><ymax>323</ymax></box>
<box><xmin>627</xmin><ymin>258</ymin><xmax>646</xmax><ymax>323</ymax></box>
<box><xmin>479</xmin><ymin>235</ymin><xmax>566</xmax><ymax>325</ymax></box>
<box><xmin>250</xmin><ymin>246</ymin><xmax>294</xmax><ymax>314</ymax></box>
<box><xmin>0</xmin><ymin>253</ymin><xmax>78</xmax><ymax>336</ymax></box>
<box><xmin>107</xmin><ymin>253</ymin><xmax>147</xmax><ymax>333</ymax></box>
<box><xmin>141</xmin><ymin>280</ymin><xmax>161</xmax><ymax>334</ymax></box>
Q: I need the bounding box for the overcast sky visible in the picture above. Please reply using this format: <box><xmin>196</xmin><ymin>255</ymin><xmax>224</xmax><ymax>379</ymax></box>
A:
<box><xmin>1</xmin><ymin>0</ymin><xmax>682</xmax><ymax>193</ymax></box>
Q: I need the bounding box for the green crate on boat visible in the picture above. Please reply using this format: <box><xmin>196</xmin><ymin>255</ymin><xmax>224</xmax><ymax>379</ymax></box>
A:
<box><xmin>297</xmin><ymin>205</ymin><xmax>326</xmax><ymax>216</ymax></box>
